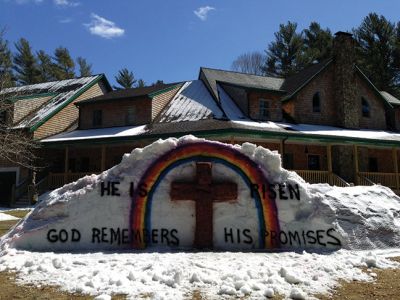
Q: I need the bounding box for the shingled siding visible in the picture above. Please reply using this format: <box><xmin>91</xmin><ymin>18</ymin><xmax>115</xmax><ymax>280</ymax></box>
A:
<box><xmin>356</xmin><ymin>75</ymin><xmax>387</xmax><ymax>130</ymax></box>
<box><xmin>248</xmin><ymin>91</ymin><xmax>282</xmax><ymax>121</ymax></box>
<box><xmin>151</xmin><ymin>85</ymin><xmax>181</xmax><ymax>120</ymax></box>
<box><xmin>79</xmin><ymin>98</ymin><xmax>151</xmax><ymax>129</ymax></box>
<box><xmin>284</xmin><ymin>65</ymin><xmax>337</xmax><ymax>126</ymax></box>
<box><xmin>13</xmin><ymin>95</ymin><xmax>53</xmax><ymax>125</ymax></box>
<box><xmin>34</xmin><ymin>82</ymin><xmax>107</xmax><ymax>139</ymax></box>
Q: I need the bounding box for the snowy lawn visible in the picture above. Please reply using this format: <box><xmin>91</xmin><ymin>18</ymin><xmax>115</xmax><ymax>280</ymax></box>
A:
<box><xmin>0</xmin><ymin>248</ymin><xmax>399</xmax><ymax>300</ymax></box>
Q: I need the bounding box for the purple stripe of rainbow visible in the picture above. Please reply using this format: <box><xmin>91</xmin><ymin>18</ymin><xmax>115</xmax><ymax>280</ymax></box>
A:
<box><xmin>130</xmin><ymin>141</ymin><xmax>280</xmax><ymax>249</ymax></box>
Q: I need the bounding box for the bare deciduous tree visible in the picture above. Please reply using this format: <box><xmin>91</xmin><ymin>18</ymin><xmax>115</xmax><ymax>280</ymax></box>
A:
<box><xmin>231</xmin><ymin>51</ymin><xmax>266</xmax><ymax>75</ymax></box>
<box><xmin>0</xmin><ymin>76</ymin><xmax>41</xmax><ymax>172</ymax></box>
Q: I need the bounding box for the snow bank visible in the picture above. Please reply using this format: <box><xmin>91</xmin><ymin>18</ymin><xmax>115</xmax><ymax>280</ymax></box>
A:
<box><xmin>0</xmin><ymin>212</ymin><xmax>19</xmax><ymax>222</ymax></box>
<box><xmin>0</xmin><ymin>248</ymin><xmax>398</xmax><ymax>299</ymax></box>
<box><xmin>1</xmin><ymin>135</ymin><xmax>400</xmax><ymax>252</ymax></box>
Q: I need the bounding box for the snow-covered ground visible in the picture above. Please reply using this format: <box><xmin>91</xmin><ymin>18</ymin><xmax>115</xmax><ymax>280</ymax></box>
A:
<box><xmin>0</xmin><ymin>248</ymin><xmax>399</xmax><ymax>299</ymax></box>
<box><xmin>0</xmin><ymin>212</ymin><xmax>19</xmax><ymax>221</ymax></box>
<box><xmin>1</xmin><ymin>136</ymin><xmax>400</xmax><ymax>299</ymax></box>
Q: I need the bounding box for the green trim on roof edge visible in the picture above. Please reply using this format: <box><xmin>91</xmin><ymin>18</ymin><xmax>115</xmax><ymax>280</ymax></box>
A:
<box><xmin>29</xmin><ymin>75</ymin><xmax>106</xmax><ymax>132</ymax></box>
<box><xmin>9</xmin><ymin>92</ymin><xmax>58</xmax><ymax>102</ymax></box>
<box><xmin>41</xmin><ymin>127</ymin><xmax>400</xmax><ymax>148</ymax></box>
<box><xmin>148</xmin><ymin>83</ymin><xmax>183</xmax><ymax>99</ymax></box>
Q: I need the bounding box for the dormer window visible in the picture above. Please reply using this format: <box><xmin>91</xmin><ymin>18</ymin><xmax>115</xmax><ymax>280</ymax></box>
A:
<box><xmin>361</xmin><ymin>97</ymin><xmax>370</xmax><ymax>118</ymax></box>
<box><xmin>312</xmin><ymin>92</ymin><xmax>321</xmax><ymax>112</ymax></box>
<box><xmin>93</xmin><ymin>109</ymin><xmax>102</xmax><ymax>127</ymax></box>
<box><xmin>259</xmin><ymin>99</ymin><xmax>269</xmax><ymax>120</ymax></box>
<box><xmin>126</xmin><ymin>107</ymin><xmax>135</xmax><ymax>125</ymax></box>
<box><xmin>0</xmin><ymin>110</ymin><xmax>7</xmax><ymax>124</ymax></box>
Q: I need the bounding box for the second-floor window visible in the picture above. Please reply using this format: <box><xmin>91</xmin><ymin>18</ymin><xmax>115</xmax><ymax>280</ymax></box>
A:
<box><xmin>0</xmin><ymin>110</ymin><xmax>7</xmax><ymax>124</ymax></box>
<box><xmin>93</xmin><ymin>109</ymin><xmax>102</xmax><ymax>127</ymax></box>
<box><xmin>259</xmin><ymin>99</ymin><xmax>269</xmax><ymax>120</ymax></box>
<box><xmin>312</xmin><ymin>92</ymin><xmax>321</xmax><ymax>112</ymax></box>
<box><xmin>361</xmin><ymin>97</ymin><xmax>370</xmax><ymax>118</ymax></box>
<box><xmin>126</xmin><ymin>107</ymin><xmax>135</xmax><ymax>125</ymax></box>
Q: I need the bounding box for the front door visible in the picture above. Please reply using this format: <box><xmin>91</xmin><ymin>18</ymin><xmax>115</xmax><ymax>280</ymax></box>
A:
<box><xmin>0</xmin><ymin>172</ymin><xmax>16</xmax><ymax>206</ymax></box>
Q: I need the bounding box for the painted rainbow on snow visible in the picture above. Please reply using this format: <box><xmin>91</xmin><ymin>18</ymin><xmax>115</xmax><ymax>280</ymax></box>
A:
<box><xmin>130</xmin><ymin>140</ymin><xmax>280</xmax><ymax>249</ymax></box>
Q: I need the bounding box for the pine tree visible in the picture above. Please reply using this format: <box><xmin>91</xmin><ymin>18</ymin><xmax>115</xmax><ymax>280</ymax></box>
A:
<box><xmin>13</xmin><ymin>38</ymin><xmax>40</xmax><ymax>85</ymax></box>
<box><xmin>264</xmin><ymin>22</ymin><xmax>306</xmax><ymax>77</ymax></box>
<box><xmin>37</xmin><ymin>50</ymin><xmax>56</xmax><ymax>82</ymax></box>
<box><xmin>136</xmin><ymin>79</ymin><xmax>146</xmax><ymax>87</ymax></box>
<box><xmin>303</xmin><ymin>22</ymin><xmax>333</xmax><ymax>63</ymax></box>
<box><xmin>354</xmin><ymin>13</ymin><xmax>399</xmax><ymax>93</ymax></box>
<box><xmin>76</xmin><ymin>57</ymin><xmax>92</xmax><ymax>77</ymax></box>
<box><xmin>0</xmin><ymin>29</ymin><xmax>14</xmax><ymax>89</ymax></box>
<box><xmin>114</xmin><ymin>68</ymin><xmax>136</xmax><ymax>89</ymax></box>
<box><xmin>53</xmin><ymin>47</ymin><xmax>75</xmax><ymax>80</ymax></box>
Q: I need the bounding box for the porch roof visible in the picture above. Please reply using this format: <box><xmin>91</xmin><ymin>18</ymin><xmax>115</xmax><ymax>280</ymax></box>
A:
<box><xmin>41</xmin><ymin>119</ymin><xmax>400</xmax><ymax>148</ymax></box>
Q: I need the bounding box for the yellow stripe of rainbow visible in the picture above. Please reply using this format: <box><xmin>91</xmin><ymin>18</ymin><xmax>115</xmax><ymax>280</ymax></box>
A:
<box><xmin>130</xmin><ymin>141</ymin><xmax>280</xmax><ymax>249</ymax></box>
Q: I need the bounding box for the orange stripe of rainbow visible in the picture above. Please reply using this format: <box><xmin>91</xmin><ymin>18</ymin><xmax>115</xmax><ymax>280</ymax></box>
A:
<box><xmin>130</xmin><ymin>141</ymin><xmax>280</xmax><ymax>249</ymax></box>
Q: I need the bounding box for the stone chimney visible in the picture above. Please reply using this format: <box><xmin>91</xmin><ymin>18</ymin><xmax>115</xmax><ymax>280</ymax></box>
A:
<box><xmin>333</xmin><ymin>31</ymin><xmax>359</xmax><ymax>129</ymax></box>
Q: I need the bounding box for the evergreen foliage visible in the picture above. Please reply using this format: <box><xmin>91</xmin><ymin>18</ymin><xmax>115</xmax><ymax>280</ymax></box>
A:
<box><xmin>53</xmin><ymin>47</ymin><xmax>75</xmax><ymax>80</ymax></box>
<box><xmin>354</xmin><ymin>13</ymin><xmax>400</xmax><ymax>95</ymax></box>
<box><xmin>13</xmin><ymin>38</ymin><xmax>40</xmax><ymax>85</ymax></box>
<box><xmin>77</xmin><ymin>57</ymin><xmax>93</xmax><ymax>77</ymax></box>
<box><xmin>303</xmin><ymin>22</ymin><xmax>333</xmax><ymax>63</ymax></box>
<box><xmin>114</xmin><ymin>68</ymin><xmax>136</xmax><ymax>89</ymax></box>
<box><xmin>0</xmin><ymin>30</ymin><xmax>14</xmax><ymax>89</ymax></box>
<box><xmin>264</xmin><ymin>22</ymin><xmax>306</xmax><ymax>77</ymax></box>
<box><xmin>37</xmin><ymin>50</ymin><xmax>56</xmax><ymax>82</ymax></box>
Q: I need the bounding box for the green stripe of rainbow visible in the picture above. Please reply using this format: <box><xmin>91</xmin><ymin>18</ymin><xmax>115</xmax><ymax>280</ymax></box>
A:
<box><xmin>130</xmin><ymin>141</ymin><xmax>280</xmax><ymax>249</ymax></box>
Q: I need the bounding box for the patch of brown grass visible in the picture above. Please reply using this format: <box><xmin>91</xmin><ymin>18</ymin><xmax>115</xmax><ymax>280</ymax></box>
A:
<box><xmin>316</xmin><ymin>257</ymin><xmax>400</xmax><ymax>300</ymax></box>
<box><xmin>0</xmin><ymin>220</ymin><xmax>19</xmax><ymax>236</ymax></box>
<box><xmin>6</xmin><ymin>209</ymin><xmax>31</xmax><ymax>218</ymax></box>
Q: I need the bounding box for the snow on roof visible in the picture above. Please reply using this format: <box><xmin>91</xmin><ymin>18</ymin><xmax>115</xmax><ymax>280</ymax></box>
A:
<box><xmin>200</xmin><ymin>67</ymin><xmax>285</xmax><ymax>101</ymax></box>
<box><xmin>42</xmin><ymin>125</ymin><xmax>147</xmax><ymax>143</ymax></box>
<box><xmin>283</xmin><ymin>123</ymin><xmax>400</xmax><ymax>141</ymax></box>
<box><xmin>2</xmin><ymin>76</ymin><xmax>101</xmax><ymax>129</ymax></box>
<box><xmin>381</xmin><ymin>91</ymin><xmax>400</xmax><ymax>106</ymax></box>
<box><xmin>157</xmin><ymin>81</ymin><xmax>224</xmax><ymax>123</ymax></box>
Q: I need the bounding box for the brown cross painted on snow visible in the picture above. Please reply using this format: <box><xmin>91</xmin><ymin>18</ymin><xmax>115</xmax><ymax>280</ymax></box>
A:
<box><xmin>170</xmin><ymin>162</ymin><xmax>238</xmax><ymax>249</ymax></box>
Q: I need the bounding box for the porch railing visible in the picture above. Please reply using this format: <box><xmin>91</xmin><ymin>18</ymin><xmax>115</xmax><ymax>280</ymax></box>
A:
<box><xmin>358</xmin><ymin>172</ymin><xmax>399</xmax><ymax>189</ymax></box>
<box><xmin>293</xmin><ymin>170</ymin><xmax>350</xmax><ymax>187</ymax></box>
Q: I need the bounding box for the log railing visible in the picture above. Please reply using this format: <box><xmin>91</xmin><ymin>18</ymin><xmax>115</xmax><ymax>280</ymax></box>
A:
<box><xmin>358</xmin><ymin>172</ymin><xmax>398</xmax><ymax>189</ymax></box>
<box><xmin>293</xmin><ymin>170</ymin><xmax>349</xmax><ymax>187</ymax></box>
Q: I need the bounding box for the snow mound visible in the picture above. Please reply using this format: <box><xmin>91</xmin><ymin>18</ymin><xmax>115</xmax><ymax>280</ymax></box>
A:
<box><xmin>1</xmin><ymin>135</ymin><xmax>400</xmax><ymax>252</ymax></box>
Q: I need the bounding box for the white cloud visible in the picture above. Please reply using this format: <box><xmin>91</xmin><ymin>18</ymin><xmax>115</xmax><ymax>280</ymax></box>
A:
<box><xmin>53</xmin><ymin>0</ymin><xmax>80</xmax><ymax>7</ymax></box>
<box><xmin>194</xmin><ymin>6</ymin><xmax>215</xmax><ymax>21</ymax></box>
<box><xmin>85</xmin><ymin>13</ymin><xmax>125</xmax><ymax>39</ymax></box>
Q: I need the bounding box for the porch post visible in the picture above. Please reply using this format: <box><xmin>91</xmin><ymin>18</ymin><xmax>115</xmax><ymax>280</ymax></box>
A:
<box><xmin>353</xmin><ymin>145</ymin><xmax>359</xmax><ymax>185</ymax></box>
<box><xmin>393</xmin><ymin>148</ymin><xmax>399</xmax><ymax>190</ymax></box>
<box><xmin>327</xmin><ymin>144</ymin><xmax>332</xmax><ymax>173</ymax></box>
<box><xmin>101</xmin><ymin>145</ymin><xmax>106</xmax><ymax>171</ymax></box>
<box><xmin>64</xmin><ymin>146</ymin><xmax>69</xmax><ymax>184</ymax></box>
<box><xmin>327</xmin><ymin>144</ymin><xmax>332</xmax><ymax>184</ymax></box>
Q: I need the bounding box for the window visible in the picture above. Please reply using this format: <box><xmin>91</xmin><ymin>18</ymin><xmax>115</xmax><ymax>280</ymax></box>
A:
<box><xmin>312</xmin><ymin>92</ymin><xmax>321</xmax><ymax>113</ymax></box>
<box><xmin>307</xmin><ymin>155</ymin><xmax>321</xmax><ymax>170</ymax></box>
<box><xmin>0</xmin><ymin>110</ymin><xmax>6</xmax><ymax>123</ymax></box>
<box><xmin>283</xmin><ymin>153</ymin><xmax>294</xmax><ymax>169</ymax></box>
<box><xmin>259</xmin><ymin>99</ymin><xmax>269</xmax><ymax>120</ymax></box>
<box><xmin>125</xmin><ymin>107</ymin><xmax>135</xmax><ymax>125</ymax></box>
<box><xmin>93</xmin><ymin>110</ymin><xmax>102</xmax><ymax>127</ymax></box>
<box><xmin>368</xmin><ymin>157</ymin><xmax>378</xmax><ymax>172</ymax></box>
<box><xmin>361</xmin><ymin>97</ymin><xmax>370</xmax><ymax>118</ymax></box>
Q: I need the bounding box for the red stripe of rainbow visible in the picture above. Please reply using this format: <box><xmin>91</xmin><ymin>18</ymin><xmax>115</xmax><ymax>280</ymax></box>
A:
<box><xmin>130</xmin><ymin>141</ymin><xmax>280</xmax><ymax>249</ymax></box>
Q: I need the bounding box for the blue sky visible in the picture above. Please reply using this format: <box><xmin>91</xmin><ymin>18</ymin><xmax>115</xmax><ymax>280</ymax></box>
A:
<box><xmin>1</xmin><ymin>0</ymin><xmax>400</xmax><ymax>86</ymax></box>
